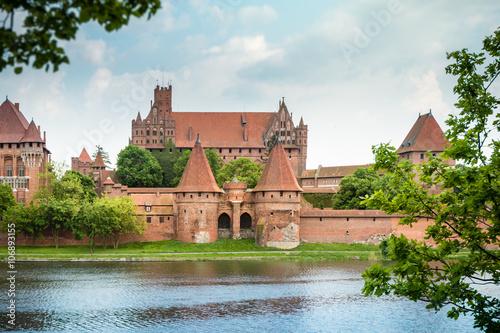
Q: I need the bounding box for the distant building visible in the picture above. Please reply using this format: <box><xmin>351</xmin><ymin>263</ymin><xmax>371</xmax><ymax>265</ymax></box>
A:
<box><xmin>0</xmin><ymin>98</ymin><xmax>51</xmax><ymax>204</ymax></box>
<box><xmin>300</xmin><ymin>111</ymin><xmax>454</xmax><ymax>191</ymax></box>
<box><xmin>129</xmin><ymin>85</ymin><xmax>308</xmax><ymax>178</ymax></box>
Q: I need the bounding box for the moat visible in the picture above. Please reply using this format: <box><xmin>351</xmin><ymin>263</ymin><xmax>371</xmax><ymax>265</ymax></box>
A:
<box><xmin>0</xmin><ymin>261</ymin><xmax>484</xmax><ymax>332</ymax></box>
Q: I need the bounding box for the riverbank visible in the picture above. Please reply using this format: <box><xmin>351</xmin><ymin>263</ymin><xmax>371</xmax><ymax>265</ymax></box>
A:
<box><xmin>0</xmin><ymin>239</ymin><xmax>383</xmax><ymax>262</ymax></box>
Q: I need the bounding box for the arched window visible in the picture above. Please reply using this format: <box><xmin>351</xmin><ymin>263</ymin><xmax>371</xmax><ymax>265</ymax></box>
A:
<box><xmin>218</xmin><ymin>213</ymin><xmax>231</xmax><ymax>229</ymax></box>
<box><xmin>240</xmin><ymin>213</ymin><xmax>252</xmax><ymax>229</ymax></box>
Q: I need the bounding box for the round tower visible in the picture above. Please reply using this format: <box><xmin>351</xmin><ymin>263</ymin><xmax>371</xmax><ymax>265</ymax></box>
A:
<box><xmin>175</xmin><ymin>135</ymin><xmax>222</xmax><ymax>243</ymax></box>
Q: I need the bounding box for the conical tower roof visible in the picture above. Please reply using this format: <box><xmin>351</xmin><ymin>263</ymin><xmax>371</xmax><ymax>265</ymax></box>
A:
<box><xmin>92</xmin><ymin>152</ymin><xmax>106</xmax><ymax>168</ymax></box>
<box><xmin>176</xmin><ymin>136</ymin><xmax>222</xmax><ymax>193</ymax></box>
<box><xmin>0</xmin><ymin>99</ymin><xmax>29</xmax><ymax>142</ymax></box>
<box><xmin>78</xmin><ymin>148</ymin><xmax>93</xmax><ymax>163</ymax></box>
<box><xmin>397</xmin><ymin>112</ymin><xmax>450</xmax><ymax>154</ymax></box>
<box><xmin>136</xmin><ymin>112</ymin><xmax>142</xmax><ymax>122</ymax></box>
<box><xmin>253</xmin><ymin>138</ymin><xmax>302</xmax><ymax>192</ymax></box>
<box><xmin>20</xmin><ymin>120</ymin><xmax>44</xmax><ymax>143</ymax></box>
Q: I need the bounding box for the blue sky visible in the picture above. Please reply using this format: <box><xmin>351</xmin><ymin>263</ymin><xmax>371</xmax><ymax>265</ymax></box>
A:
<box><xmin>2</xmin><ymin>0</ymin><xmax>499</xmax><ymax>170</ymax></box>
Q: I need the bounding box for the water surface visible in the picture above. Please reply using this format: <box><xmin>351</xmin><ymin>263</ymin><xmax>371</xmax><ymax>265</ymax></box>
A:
<box><xmin>0</xmin><ymin>261</ymin><xmax>484</xmax><ymax>332</ymax></box>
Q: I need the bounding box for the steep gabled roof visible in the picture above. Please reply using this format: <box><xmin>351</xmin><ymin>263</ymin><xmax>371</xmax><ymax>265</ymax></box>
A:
<box><xmin>78</xmin><ymin>148</ymin><xmax>93</xmax><ymax>163</ymax></box>
<box><xmin>173</xmin><ymin>112</ymin><xmax>275</xmax><ymax>148</ymax></box>
<box><xmin>253</xmin><ymin>139</ymin><xmax>302</xmax><ymax>192</ymax></box>
<box><xmin>92</xmin><ymin>152</ymin><xmax>106</xmax><ymax>168</ymax></box>
<box><xmin>103</xmin><ymin>177</ymin><xmax>115</xmax><ymax>185</ymax></box>
<box><xmin>0</xmin><ymin>99</ymin><xmax>30</xmax><ymax>142</ymax></box>
<box><xmin>301</xmin><ymin>164</ymin><xmax>373</xmax><ymax>179</ymax></box>
<box><xmin>20</xmin><ymin>120</ymin><xmax>44</xmax><ymax>143</ymax></box>
<box><xmin>397</xmin><ymin>112</ymin><xmax>450</xmax><ymax>154</ymax></box>
<box><xmin>176</xmin><ymin>136</ymin><xmax>222</xmax><ymax>193</ymax></box>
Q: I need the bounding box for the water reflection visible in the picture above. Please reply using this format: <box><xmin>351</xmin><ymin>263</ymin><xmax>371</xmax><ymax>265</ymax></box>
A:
<box><xmin>0</xmin><ymin>261</ymin><xmax>482</xmax><ymax>332</ymax></box>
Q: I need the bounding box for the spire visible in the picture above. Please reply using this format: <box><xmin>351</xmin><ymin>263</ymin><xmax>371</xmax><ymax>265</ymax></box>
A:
<box><xmin>253</xmin><ymin>139</ymin><xmax>302</xmax><ymax>192</ymax></box>
<box><xmin>136</xmin><ymin>112</ymin><xmax>142</xmax><ymax>122</ymax></box>
<box><xmin>92</xmin><ymin>152</ymin><xmax>106</xmax><ymax>168</ymax></box>
<box><xmin>299</xmin><ymin>117</ymin><xmax>304</xmax><ymax>127</ymax></box>
<box><xmin>20</xmin><ymin>120</ymin><xmax>44</xmax><ymax>143</ymax></box>
<box><xmin>397</xmin><ymin>112</ymin><xmax>449</xmax><ymax>154</ymax></box>
<box><xmin>176</xmin><ymin>137</ymin><xmax>222</xmax><ymax>193</ymax></box>
<box><xmin>78</xmin><ymin>148</ymin><xmax>93</xmax><ymax>163</ymax></box>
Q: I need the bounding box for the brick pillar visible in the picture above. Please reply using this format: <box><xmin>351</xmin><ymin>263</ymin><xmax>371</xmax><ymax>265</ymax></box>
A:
<box><xmin>231</xmin><ymin>201</ymin><xmax>241</xmax><ymax>239</ymax></box>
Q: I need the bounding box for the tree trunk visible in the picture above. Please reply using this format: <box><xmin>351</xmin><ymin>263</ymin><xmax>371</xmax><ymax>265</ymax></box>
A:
<box><xmin>113</xmin><ymin>233</ymin><xmax>120</xmax><ymax>250</ymax></box>
<box><xmin>89</xmin><ymin>237</ymin><xmax>94</xmax><ymax>253</ymax></box>
<box><xmin>52</xmin><ymin>228</ymin><xmax>59</xmax><ymax>249</ymax></box>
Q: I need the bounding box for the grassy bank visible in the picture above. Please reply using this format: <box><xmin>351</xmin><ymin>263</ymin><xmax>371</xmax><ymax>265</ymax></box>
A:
<box><xmin>0</xmin><ymin>239</ymin><xmax>382</xmax><ymax>261</ymax></box>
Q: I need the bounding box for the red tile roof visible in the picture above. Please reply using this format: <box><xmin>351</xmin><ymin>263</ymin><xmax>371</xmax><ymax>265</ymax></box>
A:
<box><xmin>253</xmin><ymin>139</ymin><xmax>302</xmax><ymax>192</ymax></box>
<box><xmin>176</xmin><ymin>136</ymin><xmax>222</xmax><ymax>193</ymax></box>
<box><xmin>78</xmin><ymin>148</ymin><xmax>93</xmax><ymax>163</ymax></box>
<box><xmin>397</xmin><ymin>112</ymin><xmax>450</xmax><ymax>154</ymax></box>
<box><xmin>103</xmin><ymin>177</ymin><xmax>115</xmax><ymax>185</ymax></box>
<box><xmin>20</xmin><ymin>120</ymin><xmax>44</xmax><ymax>143</ymax></box>
<box><xmin>92</xmin><ymin>152</ymin><xmax>106</xmax><ymax>168</ymax></box>
<box><xmin>173</xmin><ymin>112</ymin><xmax>275</xmax><ymax>148</ymax></box>
<box><xmin>301</xmin><ymin>164</ymin><xmax>372</xmax><ymax>179</ymax></box>
<box><xmin>0</xmin><ymin>99</ymin><xmax>30</xmax><ymax>142</ymax></box>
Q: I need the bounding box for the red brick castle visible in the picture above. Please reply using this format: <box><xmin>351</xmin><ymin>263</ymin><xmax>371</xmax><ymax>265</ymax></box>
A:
<box><xmin>130</xmin><ymin>85</ymin><xmax>308</xmax><ymax>178</ymax></box>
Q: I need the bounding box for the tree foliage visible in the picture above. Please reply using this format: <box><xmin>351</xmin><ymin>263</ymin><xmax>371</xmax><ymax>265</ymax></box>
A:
<box><xmin>0</xmin><ymin>183</ymin><xmax>16</xmax><ymax>217</ymax></box>
<box><xmin>116</xmin><ymin>145</ymin><xmax>162</xmax><ymax>187</ymax></box>
<box><xmin>216</xmin><ymin>157</ymin><xmax>264</xmax><ymax>188</ymax></box>
<box><xmin>39</xmin><ymin>198</ymin><xmax>76</xmax><ymax>248</ymax></box>
<box><xmin>151</xmin><ymin>139</ymin><xmax>180</xmax><ymax>187</ymax></box>
<box><xmin>1</xmin><ymin>0</ymin><xmax>161</xmax><ymax>73</ymax></box>
<box><xmin>302</xmin><ymin>193</ymin><xmax>334</xmax><ymax>209</ymax></box>
<box><xmin>362</xmin><ymin>28</ymin><xmax>500</xmax><ymax>332</ymax></box>
<box><xmin>332</xmin><ymin>168</ymin><xmax>388</xmax><ymax>209</ymax></box>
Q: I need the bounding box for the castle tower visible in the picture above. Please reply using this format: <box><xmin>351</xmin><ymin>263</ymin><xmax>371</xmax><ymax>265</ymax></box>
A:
<box><xmin>295</xmin><ymin>116</ymin><xmax>308</xmax><ymax>178</ymax></box>
<box><xmin>222</xmin><ymin>177</ymin><xmax>248</xmax><ymax>239</ymax></box>
<box><xmin>0</xmin><ymin>99</ymin><xmax>50</xmax><ymax>204</ymax></box>
<box><xmin>130</xmin><ymin>112</ymin><xmax>147</xmax><ymax>149</ymax></box>
<box><xmin>91</xmin><ymin>152</ymin><xmax>107</xmax><ymax>196</ymax></box>
<box><xmin>71</xmin><ymin>148</ymin><xmax>92</xmax><ymax>176</ymax></box>
<box><xmin>397</xmin><ymin>111</ymin><xmax>455</xmax><ymax>166</ymax></box>
<box><xmin>253</xmin><ymin>138</ymin><xmax>303</xmax><ymax>249</ymax></box>
<box><xmin>175</xmin><ymin>135</ymin><xmax>222</xmax><ymax>243</ymax></box>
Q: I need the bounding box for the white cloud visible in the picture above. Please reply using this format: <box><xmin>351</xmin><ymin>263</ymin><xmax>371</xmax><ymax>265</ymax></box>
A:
<box><xmin>238</xmin><ymin>5</ymin><xmax>278</xmax><ymax>26</ymax></box>
<box><xmin>401</xmin><ymin>70</ymin><xmax>452</xmax><ymax>118</ymax></box>
<box><xmin>68</xmin><ymin>36</ymin><xmax>114</xmax><ymax>67</ymax></box>
<box><xmin>150</xmin><ymin>1</ymin><xmax>191</xmax><ymax>32</ymax></box>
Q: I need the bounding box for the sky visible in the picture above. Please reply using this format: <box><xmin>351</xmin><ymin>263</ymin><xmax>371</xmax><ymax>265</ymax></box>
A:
<box><xmin>2</xmin><ymin>0</ymin><xmax>500</xmax><ymax>171</ymax></box>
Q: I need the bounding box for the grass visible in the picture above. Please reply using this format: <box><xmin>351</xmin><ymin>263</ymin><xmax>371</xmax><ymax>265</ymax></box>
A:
<box><xmin>0</xmin><ymin>239</ymin><xmax>383</xmax><ymax>261</ymax></box>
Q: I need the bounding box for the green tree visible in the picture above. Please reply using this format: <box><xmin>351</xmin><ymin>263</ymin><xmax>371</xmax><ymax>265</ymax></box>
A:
<box><xmin>74</xmin><ymin>200</ymin><xmax>108</xmax><ymax>252</ymax></box>
<box><xmin>172</xmin><ymin>148</ymin><xmax>224</xmax><ymax>187</ymax></box>
<box><xmin>1</xmin><ymin>0</ymin><xmax>161</xmax><ymax>73</ymax></box>
<box><xmin>6</xmin><ymin>203</ymin><xmax>47</xmax><ymax>246</ymax></box>
<box><xmin>332</xmin><ymin>168</ymin><xmax>383</xmax><ymax>209</ymax></box>
<box><xmin>92</xmin><ymin>145</ymin><xmax>111</xmax><ymax>165</ymax></box>
<box><xmin>0</xmin><ymin>183</ymin><xmax>16</xmax><ymax>217</ymax></box>
<box><xmin>39</xmin><ymin>198</ymin><xmax>76</xmax><ymax>248</ymax></box>
<box><xmin>362</xmin><ymin>29</ymin><xmax>500</xmax><ymax>332</ymax></box>
<box><xmin>151</xmin><ymin>139</ymin><xmax>180</xmax><ymax>187</ymax></box>
<box><xmin>302</xmin><ymin>193</ymin><xmax>334</xmax><ymax>209</ymax></box>
<box><xmin>102</xmin><ymin>196</ymin><xmax>145</xmax><ymax>249</ymax></box>
<box><xmin>116</xmin><ymin>145</ymin><xmax>162</xmax><ymax>187</ymax></box>
<box><xmin>216</xmin><ymin>158</ymin><xmax>264</xmax><ymax>188</ymax></box>
<box><xmin>61</xmin><ymin>170</ymin><xmax>97</xmax><ymax>202</ymax></box>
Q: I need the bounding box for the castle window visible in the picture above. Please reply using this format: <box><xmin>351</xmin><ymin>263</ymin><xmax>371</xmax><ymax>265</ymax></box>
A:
<box><xmin>147</xmin><ymin>217</ymin><xmax>152</xmax><ymax>223</ymax></box>
<box><xmin>280</xmin><ymin>191</ymin><xmax>283</xmax><ymax>197</ymax></box>
<box><xmin>304</xmin><ymin>140</ymin><xmax>306</xmax><ymax>144</ymax></box>
<box><xmin>160</xmin><ymin>139</ymin><xmax>163</xmax><ymax>144</ymax></box>
<box><xmin>136</xmin><ymin>130</ymin><xmax>138</xmax><ymax>135</ymax></box>
<box><xmin>219</xmin><ymin>149</ymin><xmax>222</xmax><ymax>153</ymax></box>
<box><xmin>433</xmin><ymin>153</ymin><xmax>436</xmax><ymax>156</ymax></box>
<box><xmin>153</xmin><ymin>118</ymin><xmax>157</xmax><ymax>124</ymax></box>
<box><xmin>288</xmin><ymin>149</ymin><xmax>291</xmax><ymax>153</ymax></box>
<box><xmin>271</xmin><ymin>194</ymin><xmax>273</xmax><ymax>198</ymax></box>
<box><xmin>292</xmin><ymin>140</ymin><xmax>295</xmax><ymax>144</ymax></box>
<box><xmin>160</xmin><ymin>217</ymin><xmax>165</xmax><ymax>223</ymax></box>
<box><xmin>346</xmin><ymin>231</ymin><xmax>349</xmax><ymax>235</ymax></box>
<box><xmin>147</xmin><ymin>140</ymin><xmax>150</xmax><ymax>144</ymax></box>
<box><xmin>170</xmin><ymin>148</ymin><xmax>172</xmax><ymax>153</ymax></box>
<box><xmin>200</xmin><ymin>210</ymin><xmax>202</xmax><ymax>214</ymax></box>
<box><xmin>287</xmin><ymin>131</ymin><xmax>290</xmax><ymax>137</ymax></box>
<box><xmin>290</xmin><ymin>211</ymin><xmax>293</xmax><ymax>216</ymax></box>
<box><xmin>239</xmin><ymin>148</ymin><xmax>242</xmax><ymax>153</ymax></box>
<box><xmin>421</xmin><ymin>154</ymin><xmax>424</xmax><ymax>159</ymax></box>
<box><xmin>168</xmin><ymin>216</ymin><xmax>170</xmax><ymax>221</ymax></box>
<box><xmin>281</xmin><ymin>131</ymin><xmax>285</xmax><ymax>136</ymax></box>
<box><xmin>373</xmin><ymin>217</ymin><xmax>376</xmax><ymax>221</ymax></box>
<box><xmin>234</xmin><ymin>156</ymin><xmax>236</xmax><ymax>159</ymax></box>
<box><xmin>320</xmin><ymin>217</ymin><xmax>322</xmax><ymax>221</ymax></box>
<box><xmin>347</xmin><ymin>217</ymin><xmax>350</xmax><ymax>221</ymax></box>
<box><xmin>249</xmin><ymin>149</ymin><xmax>252</xmax><ymax>153</ymax></box>
<box><xmin>229</xmin><ymin>148</ymin><xmax>232</xmax><ymax>153</ymax></box>
<box><xmin>83</xmin><ymin>170</ymin><xmax>86</xmax><ymax>175</ymax></box>
<box><xmin>153</xmin><ymin>130</ymin><xmax>157</xmax><ymax>136</ymax></box>
<box><xmin>299</xmin><ymin>139</ymin><xmax>301</xmax><ymax>144</ymax></box>
<box><xmin>141</xmin><ymin>130</ymin><xmax>143</xmax><ymax>135</ymax></box>
<box><xmin>259</xmin><ymin>149</ymin><xmax>261</xmax><ymax>153</ymax></box>
<box><xmin>8</xmin><ymin>144</ymin><xmax>11</xmax><ymax>149</ymax></box>
<box><xmin>18</xmin><ymin>166</ymin><xmax>25</xmax><ymax>177</ymax></box>
<box><xmin>6</xmin><ymin>166</ymin><xmax>12</xmax><ymax>177</ymax></box>
<box><xmin>198</xmin><ymin>193</ymin><xmax>201</xmax><ymax>197</ymax></box>
<box><xmin>270</xmin><ymin>212</ymin><xmax>273</xmax><ymax>216</ymax></box>
<box><xmin>183</xmin><ymin>193</ymin><xmax>185</xmax><ymax>197</ymax></box>
<box><xmin>289</xmin><ymin>195</ymin><xmax>291</xmax><ymax>198</ymax></box>
<box><xmin>29</xmin><ymin>142</ymin><xmax>32</xmax><ymax>147</ymax></box>
<box><xmin>223</xmin><ymin>156</ymin><xmax>226</xmax><ymax>159</ymax></box>
<box><xmin>147</xmin><ymin>130</ymin><xmax>150</xmax><ymax>136</ymax></box>
<box><xmin>190</xmin><ymin>195</ymin><xmax>193</xmax><ymax>198</ymax></box>
<box><xmin>145</xmin><ymin>205</ymin><xmax>151</xmax><ymax>212</ymax></box>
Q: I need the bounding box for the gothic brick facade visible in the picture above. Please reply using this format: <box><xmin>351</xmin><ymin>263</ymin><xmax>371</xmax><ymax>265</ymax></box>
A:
<box><xmin>0</xmin><ymin>99</ymin><xmax>50</xmax><ymax>204</ymax></box>
<box><xmin>130</xmin><ymin>85</ymin><xmax>308</xmax><ymax>178</ymax></box>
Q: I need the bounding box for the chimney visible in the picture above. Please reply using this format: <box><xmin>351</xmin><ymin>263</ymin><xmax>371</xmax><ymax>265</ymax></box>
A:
<box><xmin>188</xmin><ymin>126</ymin><xmax>193</xmax><ymax>141</ymax></box>
<box><xmin>38</xmin><ymin>125</ymin><xmax>40</xmax><ymax>133</ymax></box>
<box><xmin>15</xmin><ymin>103</ymin><xmax>19</xmax><ymax>110</ymax></box>
<box><xmin>44</xmin><ymin>131</ymin><xmax>46</xmax><ymax>142</ymax></box>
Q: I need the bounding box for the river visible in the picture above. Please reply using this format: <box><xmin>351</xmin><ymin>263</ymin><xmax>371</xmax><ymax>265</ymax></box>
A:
<box><xmin>0</xmin><ymin>261</ymin><xmax>485</xmax><ymax>332</ymax></box>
